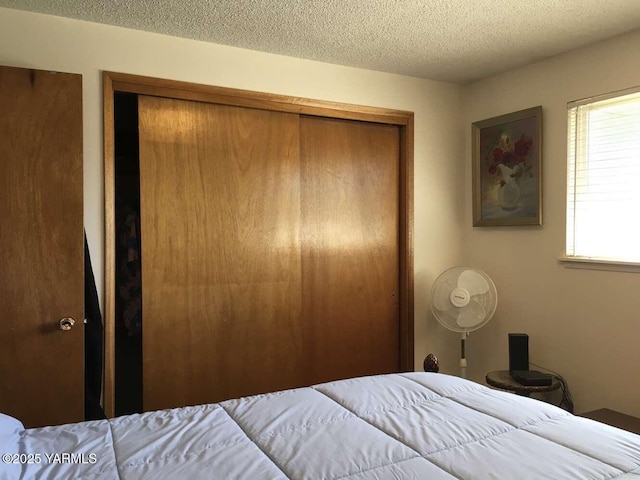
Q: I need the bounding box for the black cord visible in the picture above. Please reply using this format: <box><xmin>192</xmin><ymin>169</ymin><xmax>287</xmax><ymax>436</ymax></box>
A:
<box><xmin>530</xmin><ymin>362</ymin><xmax>574</xmax><ymax>413</ymax></box>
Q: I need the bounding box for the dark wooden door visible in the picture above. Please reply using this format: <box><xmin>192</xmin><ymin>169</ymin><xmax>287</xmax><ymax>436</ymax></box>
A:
<box><xmin>0</xmin><ymin>66</ymin><xmax>84</xmax><ymax>427</ymax></box>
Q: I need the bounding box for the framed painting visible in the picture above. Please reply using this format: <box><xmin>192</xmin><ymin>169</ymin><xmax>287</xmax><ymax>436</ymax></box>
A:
<box><xmin>472</xmin><ymin>106</ymin><xmax>542</xmax><ymax>226</ymax></box>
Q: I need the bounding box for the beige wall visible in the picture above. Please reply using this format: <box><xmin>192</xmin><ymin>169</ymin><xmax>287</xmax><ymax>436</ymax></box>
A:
<box><xmin>0</xmin><ymin>8</ymin><xmax>464</xmax><ymax>373</ymax></box>
<box><xmin>462</xmin><ymin>29</ymin><xmax>640</xmax><ymax>416</ymax></box>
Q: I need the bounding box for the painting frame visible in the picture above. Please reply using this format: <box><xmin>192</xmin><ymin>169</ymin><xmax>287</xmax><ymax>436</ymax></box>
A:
<box><xmin>472</xmin><ymin>106</ymin><xmax>542</xmax><ymax>226</ymax></box>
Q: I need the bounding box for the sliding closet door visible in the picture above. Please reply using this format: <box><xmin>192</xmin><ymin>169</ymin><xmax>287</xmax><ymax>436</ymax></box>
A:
<box><xmin>300</xmin><ymin>117</ymin><xmax>400</xmax><ymax>383</ymax></box>
<box><xmin>138</xmin><ymin>96</ymin><xmax>304</xmax><ymax>411</ymax></box>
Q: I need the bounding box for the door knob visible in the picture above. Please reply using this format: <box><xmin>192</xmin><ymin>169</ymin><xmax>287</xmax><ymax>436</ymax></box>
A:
<box><xmin>59</xmin><ymin>317</ymin><xmax>75</xmax><ymax>331</ymax></box>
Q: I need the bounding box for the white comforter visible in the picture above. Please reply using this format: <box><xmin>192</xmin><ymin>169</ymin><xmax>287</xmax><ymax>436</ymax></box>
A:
<box><xmin>6</xmin><ymin>373</ymin><xmax>640</xmax><ymax>479</ymax></box>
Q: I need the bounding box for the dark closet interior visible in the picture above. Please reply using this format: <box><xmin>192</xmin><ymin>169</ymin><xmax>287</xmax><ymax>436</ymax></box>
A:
<box><xmin>114</xmin><ymin>92</ymin><xmax>142</xmax><ymax>416</ymax></box>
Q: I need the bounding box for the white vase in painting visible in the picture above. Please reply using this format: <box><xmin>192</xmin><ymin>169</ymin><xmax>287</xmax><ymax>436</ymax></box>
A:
<box><xmin>497</xmin><ymin>164</ymin><xmax>521</xmax><ymax>210</ymax></box>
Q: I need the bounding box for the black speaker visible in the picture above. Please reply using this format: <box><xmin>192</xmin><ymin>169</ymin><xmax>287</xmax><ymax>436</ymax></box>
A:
<box><xmin>508</xmin><ymin>333</ymin><xmax>529</xmax><ymax>372</ymax></box>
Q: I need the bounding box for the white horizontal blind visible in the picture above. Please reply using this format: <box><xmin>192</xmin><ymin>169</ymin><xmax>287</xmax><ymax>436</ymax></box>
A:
<box><xmin>566</xmin><ymin>90</ymin><xmax>640</xmax><ymax>262</ymax></box>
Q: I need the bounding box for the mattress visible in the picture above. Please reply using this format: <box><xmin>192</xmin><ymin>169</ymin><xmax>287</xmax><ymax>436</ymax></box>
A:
<box><xmin>4</xmin><ymin>372</ymin><xmax>640</xmax><ymax>479</ymax></box>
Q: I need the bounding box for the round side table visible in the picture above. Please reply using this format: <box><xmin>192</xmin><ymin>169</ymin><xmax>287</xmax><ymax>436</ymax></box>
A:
<box><xmin>485</xmin><ymin>370</ymin><xmax>561</xmax><ymax>397</ymax></box>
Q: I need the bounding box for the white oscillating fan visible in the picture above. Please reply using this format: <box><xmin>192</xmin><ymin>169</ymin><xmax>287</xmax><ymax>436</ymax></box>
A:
<box><xmin>430</xmin><ymin>266</ymin><xmax>498</xmax><ymax>378</ymax></box>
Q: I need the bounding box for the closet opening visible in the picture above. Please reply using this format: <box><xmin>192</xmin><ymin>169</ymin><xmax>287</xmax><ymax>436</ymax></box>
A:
<box><xmin>114</xmin><ymin>92</ymin><xmax>142</xmax><ymax>416</ymax></box>
<box><xmin>103</xmin><ymin>71</ymin><xmax>414</xmax><ymax>418</ymax></box>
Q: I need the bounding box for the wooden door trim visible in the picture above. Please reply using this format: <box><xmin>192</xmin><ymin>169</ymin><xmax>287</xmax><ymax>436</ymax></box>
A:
<box><xmin>105</xmin><ymin>72</ymin><xmax>412</xmax><ymax>126</ymax></box>
<box><xmin>103</xmin><ymin>72</ymin><xmax>117</xmax><ymax>419</ymax></box>
<box><xmin>399</xmin><ymin>121</ymin><xmax>415</xmax><ymax>375</ymax></box>
<box><xmin>102</xmin><ymin>71</ymin><xmax>414</xmax><ymax>418</ymax></box>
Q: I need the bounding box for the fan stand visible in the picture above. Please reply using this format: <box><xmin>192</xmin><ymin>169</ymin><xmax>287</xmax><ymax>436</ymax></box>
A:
<box><xmin>460</xmin><ymin>332</ymin><xmax>468</xmax><ymax>379</ymax></box>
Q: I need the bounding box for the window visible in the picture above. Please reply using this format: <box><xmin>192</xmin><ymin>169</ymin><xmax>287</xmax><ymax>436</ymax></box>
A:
<box><xmin>566</xmin><ymin>88</ymin><xmax>640</xmax><ymax>264</ymax></box>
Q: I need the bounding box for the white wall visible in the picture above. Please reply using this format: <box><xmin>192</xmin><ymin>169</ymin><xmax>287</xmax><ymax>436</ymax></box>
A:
<box><xmin>462</xmin><ymin>30</ymin><xmax>640</xmax><ymax>416</ymax></box>
<box><xmin>0</xmin><ymin>7</ymin><xmax>465</xmax><ymax>372</ymax></box>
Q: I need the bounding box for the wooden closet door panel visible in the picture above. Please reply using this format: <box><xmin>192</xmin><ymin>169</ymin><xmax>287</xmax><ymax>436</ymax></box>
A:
<box><xmin>0</xmin><ymin>66</ymin><xmax>83</xmax><ymax>427</ymax></box>
<box><xmin>300</xmin><ymin>116</ymin><xmax>400</xmax><ymax>384</ymax></box>
<box><xmin>138</xmin><ymin>96</ymin><xmax>303</xmax><ymax>411</ymax></box>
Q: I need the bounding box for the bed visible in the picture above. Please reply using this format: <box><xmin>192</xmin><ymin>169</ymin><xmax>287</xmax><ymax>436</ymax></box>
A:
<box><xmin>3</xmin><ymin>372</ymin><xmax>640</xmax><ymax>479</ymax></box>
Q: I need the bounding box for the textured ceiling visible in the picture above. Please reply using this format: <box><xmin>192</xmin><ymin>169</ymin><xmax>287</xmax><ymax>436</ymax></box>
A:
<box><xmin>2</xmin><ymin>0</ymin><xmax>640</xmax><ymax>83</ymax></box>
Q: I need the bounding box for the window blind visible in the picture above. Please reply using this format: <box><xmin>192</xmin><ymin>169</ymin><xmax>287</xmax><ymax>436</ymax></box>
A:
<box><xmin>566</xmin><ymin>89</ymin><xmax>640</xmax><ymax>262</ymax></box>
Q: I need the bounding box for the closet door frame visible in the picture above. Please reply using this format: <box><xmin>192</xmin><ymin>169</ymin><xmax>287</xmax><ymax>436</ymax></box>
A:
<box><xmin>103</xmin><ymin>71</ymin><xmax>414</xmax><ymax>418</ymax></box>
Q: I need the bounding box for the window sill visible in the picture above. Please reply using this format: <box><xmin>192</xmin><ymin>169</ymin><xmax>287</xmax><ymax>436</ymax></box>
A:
<box><xmin>558</xmin><ymin>256</ymin><xmax>640</xmax><ymax>273</ymax></box>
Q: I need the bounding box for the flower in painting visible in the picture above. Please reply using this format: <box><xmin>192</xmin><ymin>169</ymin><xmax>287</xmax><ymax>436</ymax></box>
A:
<box><xmin>492</xmin><ymin>147</ymin><xmax>504</xmax><ymax>163</ymax></box>
<box><xmin>514</xmin><ymin>134</ymin><xmax>533</xmax><ymax>163</ymax></box>
<box><xmin>485</xmin><ymin>132</ymin><xmax>534</xmax><ymax>183</ymax></box>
